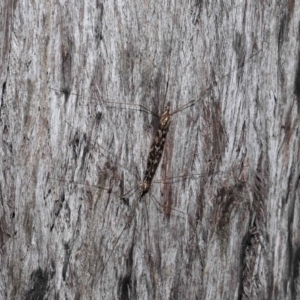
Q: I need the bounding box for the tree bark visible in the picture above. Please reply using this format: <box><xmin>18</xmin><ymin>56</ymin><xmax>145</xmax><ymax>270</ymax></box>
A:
<box><xmin>1</xmin><ymin>0</ymin><xmax>300</xmax><ymax>299</ymax></box>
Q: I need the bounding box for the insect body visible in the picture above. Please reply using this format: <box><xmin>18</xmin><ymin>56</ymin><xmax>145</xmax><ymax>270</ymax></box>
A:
<box><xmin>51</xmin><ymin>49</ymin><xmax>261</xmax><ymax>279</ymax></box>
<box><xmin>139</xmin><ymin>102</ymin><xmax>171</xmax><ymax>198</ymax></box>
<box><xmin>97</xmin><ymin>102</ymin><xmax>186</xmax><ymax>276</ymax></box>
<box><xmin>123</xmin><ymin>95</ymin><xmax>194</xmax><ymax>204</ymax></box>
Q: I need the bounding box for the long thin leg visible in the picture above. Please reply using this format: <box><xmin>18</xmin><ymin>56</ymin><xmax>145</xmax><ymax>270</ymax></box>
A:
<box><xmin>65</xmin><ymin>121</ymin><xmax>141</xmax><ymax>182</ymax></box>
<box><xmin>149</xmin><ymin>192</ymin><xmax>186</xmax><ymax>219</ymax></box>
<box><xmin>50</xmin><ymin>87</ymin><xmax>160</xmax><ymax>118</ymax></box>
<box><xmin>99</xmin><ymin>193</ymin><xmax>141</xmax><ymax>279</ymax></box>
<box><xmin>95</xmin><ymin>85</ymin><xmax>159</xmax><ymax>118</ymax></box>
<box><xmin>170</xmin><ymin>49</ymin><xmax>263</xmax><ymax>116</ymax></box>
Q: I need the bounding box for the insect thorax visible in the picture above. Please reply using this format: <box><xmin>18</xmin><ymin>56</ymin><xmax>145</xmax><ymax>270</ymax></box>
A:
<box><xmin>160</xmin><ymin>104</ymin><xmax>171</xmax><ymax>130</ymax></box>
<box><xmin>140</xmin><ymin>180</ymin><xmax>150</xmax><ymax>198</ymax></box>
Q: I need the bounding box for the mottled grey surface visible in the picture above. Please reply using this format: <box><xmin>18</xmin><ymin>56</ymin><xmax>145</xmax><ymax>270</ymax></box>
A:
<box><xmin>1</xmin><ymin>0</ymin><xmax>300</xmax><ymax>299</ymax></box>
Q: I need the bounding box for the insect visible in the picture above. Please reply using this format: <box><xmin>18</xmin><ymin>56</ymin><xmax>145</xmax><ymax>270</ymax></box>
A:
<box><xmin>50</xmin><ymin>47</ymin><xmax>261</xmax><ymax>198</ymax></box>
<box><xmin>48</xmin><ymin>48</ymin><xmax>262</xmax><ymax>289</ymax></box>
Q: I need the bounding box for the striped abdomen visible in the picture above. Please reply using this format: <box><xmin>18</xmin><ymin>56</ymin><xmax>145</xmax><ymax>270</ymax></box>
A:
<box><xmin>140</xmin><ymin>103</ymin><xmax>171</xmax><ymax>198</ymax></box>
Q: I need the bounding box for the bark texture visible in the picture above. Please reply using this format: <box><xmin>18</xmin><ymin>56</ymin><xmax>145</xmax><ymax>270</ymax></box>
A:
<box><xmin>1</xmin><ymin>0</ymin><xmax>300</xmax><ymax>299</ymax></box>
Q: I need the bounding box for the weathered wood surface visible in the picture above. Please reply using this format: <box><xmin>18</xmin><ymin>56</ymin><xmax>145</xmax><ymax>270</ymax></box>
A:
<box><xmin>1</xmin><ymin>0</ymin><xmax>300</xmax><ymax>299</ymax></box>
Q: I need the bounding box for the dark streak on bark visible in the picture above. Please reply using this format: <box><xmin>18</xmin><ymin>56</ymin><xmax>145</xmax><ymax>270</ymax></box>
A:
<box><xmin>215</xmin><ymin>183</ymin><xmax>244</xmax><ymax>244</ymax></box>
<box><xmin>0</xmin><ymin>184</ymin><xmax>12</xmax><ymax>247</ymax></box>
<box><xmin>278</xmin><ymin>14</ymin><xmax>288</xmax><ymax>91</ymax></box>
<box><xmin>50</xmin><ymin>193</ymin><xmax>65</xmax><ymax>232</ymax></box>
<box><xmin>119</xmin><ymin>40</ymin><xmax>137</xmax><ymax>98</ymax></box>
<box><xmin>278</xmin><ymin>14</ymin><xmax>287</xmax><ymax>51</ymax></box>
<box><xmin>282</xmin><ymin>107</ymin><xmax>295</xmax><ymax>161</ymax></box>
<box><xmin>1</xmin><ymin>80</ymin><xmax>6</xmax><ymax>106</ymax></box>
<box><xmin>95</xmin><ymin>2</ymin><xmax>104</xmax><ymax>42</ymax></box>
<box><xmin>0</xmin><ymin>1</ymin><xmax>16</xmax><ymax>87</ymax></box>
<box><xmin>291</xmin><ymin>246</ymin><xmax>300</xmax><ymax>297</ymax></box>
<box><xmin>60</xmin><ymin>25</ymin><xmax>74</xmax><ymax>104</ymax></box>
<box><xmin>62</xmin><ymin>242</ymin><xmax>72</xmax><ymax>281</ymax></box>
<box><xmin>240</xmin><ymin>152</ymin><xmax>268</xmax><ymax>299</ymax></box>
<box><xmin>240</xmin><ymin>217</ymin><xmax>261</xmax><ymax>300</ymax></box>
<box><xmin>24</xmin><ymin>268</ymin><xmax>49</xmax><ymax>300</ymax></box>
<box><xmin>238</xmin><ymin>220</ymin><xmax>252</xmax><ymax>300</ymax></box>
<box><xmin>202</xmin><ymin>99</ymin><xmax>226</xmax><ymax>172</ymax></box>
<box><xmin>118</xmin><ymin>235</ymin><xmax>134</xmax><ymax>300</ymax></box>
<box><xmin>285</xmin><ymin>166</ymin><xmax>300</xmax><ymax>298</ymax></box>
<box><xmin>233</xmin><ymin>32</ymin><xmax>246</xmax><ymax>76</ymax></box>
<box><xmin>70</xmin><ymin>130</ymin><xmax>90</xmax><ymax>174</ymax></box>
<box><xmin>191</xmin><ymin>0</ymin><xmax>203</xmax><ymax>25</ymax></box>
<box><xmin>294</xmin><ymin>50</ymin><xmax>300</xmax><ymax>112</ymax></box>
<box><xmin>288</xmin><ymin>0</ymin><xmax>295</xmax><ymax>19</ymax></box>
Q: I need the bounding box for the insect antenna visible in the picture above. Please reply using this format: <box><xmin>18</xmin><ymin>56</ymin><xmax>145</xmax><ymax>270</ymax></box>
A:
<box><xmin>50</xmin><ymin>87</ymin><xmax>160</xmax><ymax>118</ymax></box>
<box><xmin>94</xmin><ymin>85</ymin><xmax>160</xmax><ymax>118</ymax></box>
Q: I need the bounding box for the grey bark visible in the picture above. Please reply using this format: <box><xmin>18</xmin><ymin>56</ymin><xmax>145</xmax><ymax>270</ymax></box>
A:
<box><xmin>1</xmin><ymin>0</ymin><xmax>300</xmax><ymax>299</ymax></box>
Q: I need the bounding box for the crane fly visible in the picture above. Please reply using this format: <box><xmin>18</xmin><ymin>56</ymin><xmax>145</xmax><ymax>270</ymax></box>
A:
<box><xmin>49</xmin><ymin>48</ymin><xmax>262</xmax><ymax>276</ymax></box>
<box><xmin>50</xmin><ymin>75</ymin><xmax>248</xmax><ymax>276</ymax></box>
<box><xmin>50</xmin><ymin>46</ymin><xmax>262</xmax><ymax>199</ymax></box>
